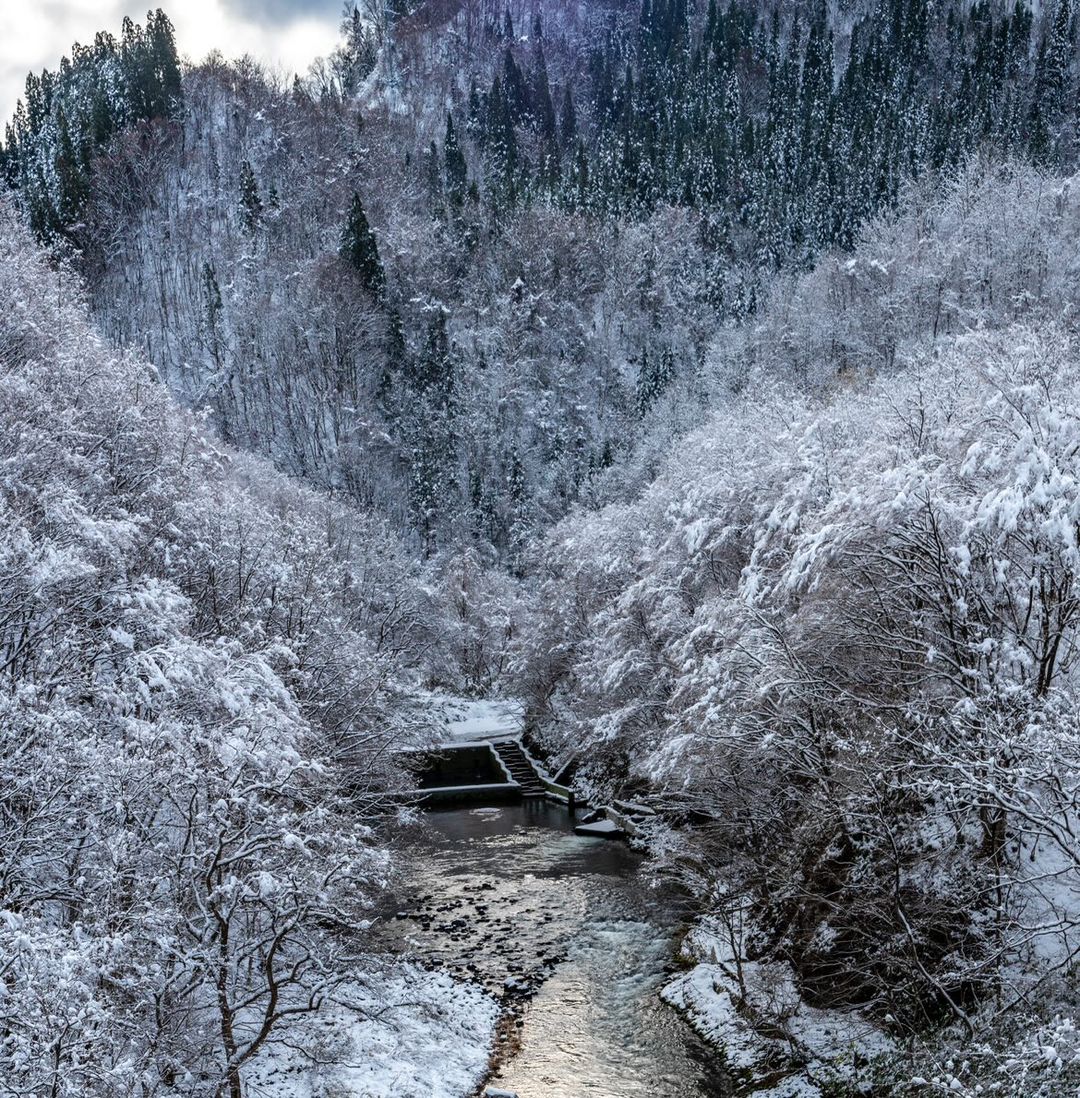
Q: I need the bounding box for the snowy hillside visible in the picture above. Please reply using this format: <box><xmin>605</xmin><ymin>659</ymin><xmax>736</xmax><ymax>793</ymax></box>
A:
<box><xmin>6</xmin><ymin>1</ymin><xmax>1080</xmax><ymax>1095</ymax></box>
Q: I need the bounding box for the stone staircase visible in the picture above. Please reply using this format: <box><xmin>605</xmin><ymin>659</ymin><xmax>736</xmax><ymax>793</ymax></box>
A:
<box><xmin>491</xmin><ymin>739</ymin><xmax>545</xmax><ymax>796</ymax></box>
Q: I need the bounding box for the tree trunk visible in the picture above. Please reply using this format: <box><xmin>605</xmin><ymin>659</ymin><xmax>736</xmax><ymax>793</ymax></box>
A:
<box><xmin>215</xmin><ymin>916</ymin><xmax>243</xmax><ymax>1098</ymax></box>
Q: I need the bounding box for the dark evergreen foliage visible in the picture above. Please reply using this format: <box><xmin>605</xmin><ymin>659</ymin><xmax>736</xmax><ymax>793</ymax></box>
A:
<box><xmin>340</xmin><ymin>191</ymin><xmax>386</xmax><ymax>298</ymax></box>
<box><xmin>444</xmin><ymin>112</ymin><xmax>468</xmax><ymax>207</ymax></box>
<box><xmin>636</xmin><ymin>347</ymin><xmax>675</xmax><ymax>417</ymax></box>
<box><xmin>445</xmin><ymin>0</ymin><xmax>1079</xmax><ymax>311</ymax></box>
<box><xmin>239</xmin><ymin>160</ymin><xmax>262</xmax><ymax>234</ymax></box>
<box><xmin>1</xmin><ymin>9</ymin><xmax>182</xmax><ymax>243</ymax></box>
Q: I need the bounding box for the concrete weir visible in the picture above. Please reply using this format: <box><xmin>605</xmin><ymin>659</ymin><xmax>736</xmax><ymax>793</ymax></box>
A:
<box><xmin>403</xmin><ymin>740</ymin><xmax>574</xmax><ymax>807</ymax></box>
<box><xmin>396</xmin><ymin>697</ymin><xmax>576</xmax><ymax>808</ymax></box>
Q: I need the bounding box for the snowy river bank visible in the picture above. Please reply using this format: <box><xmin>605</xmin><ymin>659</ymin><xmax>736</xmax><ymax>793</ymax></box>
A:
<box><xmin>377</xmin><ymin>800</ymin><xmax>731</xmax><ymax>1098</ymax></box>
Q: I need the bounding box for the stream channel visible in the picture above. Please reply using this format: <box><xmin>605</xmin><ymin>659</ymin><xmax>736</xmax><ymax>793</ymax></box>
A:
<box><xmin>378</xmin><ymin>799</ymin><xmax>732</xmax><ymax>1098</ymax></box>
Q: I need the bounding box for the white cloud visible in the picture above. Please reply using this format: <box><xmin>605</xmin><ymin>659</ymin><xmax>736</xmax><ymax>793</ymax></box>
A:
<box><xmin>220</xmin><ymin>0</ymin><xmax>341</xmax><ymax>22</ymax></box>
<box><xmin>0</xmin><ymin>2</ymin><xmax>341</xmax><ymax>127</ymax></box>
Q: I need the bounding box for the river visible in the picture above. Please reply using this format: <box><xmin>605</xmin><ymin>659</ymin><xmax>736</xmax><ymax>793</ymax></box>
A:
<box><xmin>377</xmin><ymin>799</ymin><xmax>730</xmax><ymax>1098</ymax></box>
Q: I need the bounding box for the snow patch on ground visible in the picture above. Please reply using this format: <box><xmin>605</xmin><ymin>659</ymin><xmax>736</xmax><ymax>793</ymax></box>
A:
<box><xmin>751</xmin><ymin>1080</ymin><xmax>823</xmax><ymax>1097</ymax></box>
<box><xmin>244</xmin><ymin>963</ymin><xmax>498</xmax><ymax>1098</ymax></box>
<box><xmin>434</xmin><ymin>694</ymin><xmax>525</xmax><ymax>743</ymax></box>
<box><xmin>664</xmin><ymin>916</ymin><xmax>892</xmax><ymax>1095</ymax></box>
<box><xmin>663</xmin><ymin>964</ymin><xmax>768</xmax><ymax>1073</ymax></box>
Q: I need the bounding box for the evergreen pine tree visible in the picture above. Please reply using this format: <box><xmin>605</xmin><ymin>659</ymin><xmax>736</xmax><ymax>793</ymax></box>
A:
<box><xmin>559</xmin><ymin>84</ymin><xmax>578</xmax><ymax>151</ymax></box>
<box><xmin>340</xmin><ymin>192</ymin><xmax>386</xmax><ymax>298</ymax></box>
<box><xmin>444</xmin><ymin>112</ymin><xmax>468</xmax><ymax>207</ymax></box>
<box><xmin>503</xmin><ymin>48</ymin><xmax>529</xmax><ymax>124</ymax></box>
<box><xmin>484</xmin><ymin>75</ymin><xmax>519</xmax><ymax>209</ymax></box>
<box><xmin>239</xmin><ymin>160</ymin><xmax>262</xmax><ymax>234</ymax></box>
<box><xmin>148</xmin><ymin>9</ymin><xmax>183</xmax><ymax>118</ymax></box>
<box><xmin>636</xmin><ymin>347</ymin><xmax>676</xmax><ymax>416</ymax></box>
<box><xmin>1039</xmin><ymin>0</ymin><xmax>1074</xmax><ymax>123</ymax></box>
<box><xmin>466</xmin><ymin>79</ymin><xmax>483</xmax><ymax>139</ymax></box>
<box><xmin>408</xmin><ymin>309</ymin><xmax>453</xmax><ymax>396</ymax></box>
<box><xmin>530</xmin><ymin>47</ymin><xmax>557</xmax><ymax>142</ymax></box>
<box><xmin>54</xmin><ymin>107</ymin><xmax>90</xmax><ymax>233</ymax></box>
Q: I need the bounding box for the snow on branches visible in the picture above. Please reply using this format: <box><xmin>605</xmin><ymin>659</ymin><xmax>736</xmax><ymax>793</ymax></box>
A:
<box><xmin>0</xmin><ymin>206</ymin><xmax>457</xmax><ymax>1096</ymax></box>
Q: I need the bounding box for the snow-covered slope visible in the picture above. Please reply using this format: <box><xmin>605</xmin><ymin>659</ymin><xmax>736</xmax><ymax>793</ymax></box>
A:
<box><xmin>0</xmin><ymin>204</ymin><xmax>496</xmax><ymax>1096</ymax></box>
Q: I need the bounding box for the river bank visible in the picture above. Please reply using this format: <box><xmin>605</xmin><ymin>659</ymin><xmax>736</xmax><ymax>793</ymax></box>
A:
<box><xmin>376</xmin><ymin>800</ymin><xmax>731</xmax><ymax>1098</ymax></box>
<box><xmin>664</xmin><ymin>915</ymin><xmax>894</xmax><ymax>1097</ymax></box>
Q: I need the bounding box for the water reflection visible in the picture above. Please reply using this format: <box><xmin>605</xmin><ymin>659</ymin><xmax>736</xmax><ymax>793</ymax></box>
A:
<box><xmin>378</xmin><ymin>801</ymin><xmax>730</xmax><ymax>1098</ymax></box>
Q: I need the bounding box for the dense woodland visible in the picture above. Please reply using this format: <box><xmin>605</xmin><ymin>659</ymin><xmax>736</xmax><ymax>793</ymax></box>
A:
<box><xmin>7</xmin><ymin>0</ymin><xmax>1080</xmax><ymax>560</ymax></box>
<box><xmin>6</xmin><ymin>1</ymin><xmax>1080</xmax><ymax>1095</ymax></box>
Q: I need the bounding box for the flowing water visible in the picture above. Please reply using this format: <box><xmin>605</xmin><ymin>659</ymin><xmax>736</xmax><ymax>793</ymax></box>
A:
<box><xmin>378</xmin><ymin>800</ymin><xmax>730</xmax><ymax>1098</ymax></box>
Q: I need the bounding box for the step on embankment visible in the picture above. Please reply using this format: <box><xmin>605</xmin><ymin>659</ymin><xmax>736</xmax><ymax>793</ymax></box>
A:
<box><xmin>490</xmin><ymin>740</ymin><xmax>546</xmax><ymax>795</ymax></box>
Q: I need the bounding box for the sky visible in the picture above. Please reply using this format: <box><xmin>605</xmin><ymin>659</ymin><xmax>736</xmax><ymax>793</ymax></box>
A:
<box><xmin>0</xmin><ymin>1</ymin><xmax>344</xmax><ymax>127</ymax></box>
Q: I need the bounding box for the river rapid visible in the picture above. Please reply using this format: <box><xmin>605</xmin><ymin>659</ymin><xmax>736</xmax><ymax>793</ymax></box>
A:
<box><xmin>377</xmin><ymin>800</ymin><xmax>730</xmax><ymax>1098</ymax></box>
